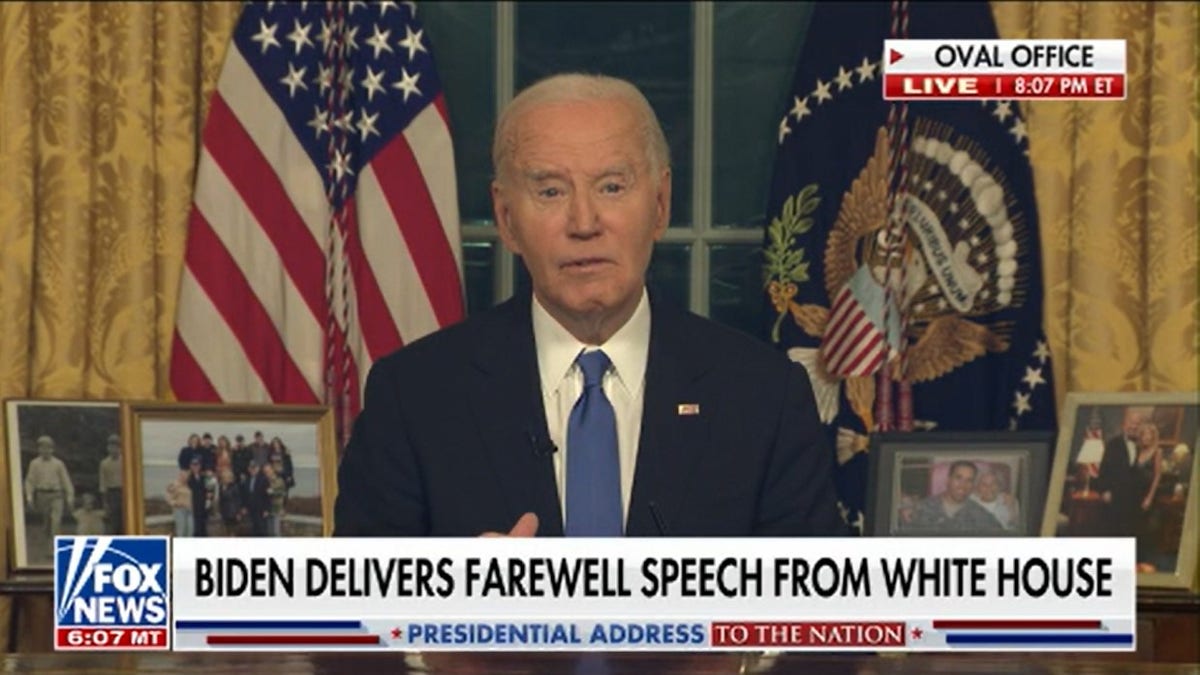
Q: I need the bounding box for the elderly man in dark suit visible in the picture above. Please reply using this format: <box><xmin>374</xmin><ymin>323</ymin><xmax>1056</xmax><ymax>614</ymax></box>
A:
<box><xmin>334</xmin><ymin>73</ymin><xmax>844</xmax><ymax>538</ymax></box>
<box><xmin>1095</xmin><ymin>406</ymin><xmax>1154</xmax><ymax>537</ymax></box>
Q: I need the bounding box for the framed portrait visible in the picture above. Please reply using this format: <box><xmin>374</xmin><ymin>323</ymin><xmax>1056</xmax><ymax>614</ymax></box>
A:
<box><xmin>1042</xmin><ymin>392</ymin><xmax>1199</xmax><ymax>590</ymax></box>
<box><xmin>866</xmin><ymin>431</ymin><xmax>1054</xmax><ymax>537</ymax></box>
<box><xmin>123</xmin><ymin>402</ymin><xmax>337</xmax><ymax>538</ymax></box>
<box><xmin>4</xmin><ymin>399</ymin><xmax>123</xmax><ymax>572</ymax></box>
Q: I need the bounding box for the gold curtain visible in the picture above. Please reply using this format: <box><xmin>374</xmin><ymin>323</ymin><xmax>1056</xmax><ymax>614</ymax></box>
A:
<box><xmin>0</xmin><ymin>1</ymin><xmax>241</xmax><ymax>651</ymax></box>
<box><xmin>992</xmin><ymin>1</ymin><xmax>1199</xmax><ymax>401</ymax></box>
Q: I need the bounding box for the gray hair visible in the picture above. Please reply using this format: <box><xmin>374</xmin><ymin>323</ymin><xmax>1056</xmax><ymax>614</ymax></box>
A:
<box><xmin>492</xmin><ymin>73</ymin><xmax>671</xmax><ymax>182</ymax></box>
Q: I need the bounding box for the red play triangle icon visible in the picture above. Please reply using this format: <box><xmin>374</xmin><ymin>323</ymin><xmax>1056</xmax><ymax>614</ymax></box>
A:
<box><xmin>889</xmin><ymin>48</ymin><xmax>904</xmax><ymax>65</ymax></box>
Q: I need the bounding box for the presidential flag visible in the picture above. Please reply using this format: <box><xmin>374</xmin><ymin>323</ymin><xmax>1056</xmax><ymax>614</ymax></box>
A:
<box><xmin>763</xmin><ymin>1</ymin><xmax>1055</xmax><ymax>532</ymax></box>
<box><xmin>170</xmin><ymin>1</ymin><xmax>464</xmax><ymax>439</ymax></box>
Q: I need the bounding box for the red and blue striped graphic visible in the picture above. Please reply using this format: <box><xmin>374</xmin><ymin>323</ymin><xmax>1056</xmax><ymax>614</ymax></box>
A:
<box><xmin>933</xmin><ymin>619</ymin><xmax>1133</xmax><ymax>647</ymax></box>
<box><xmin>176</xmin><ymin>620</ymin><xmax>383</xmax><ymax>647</ymax></box>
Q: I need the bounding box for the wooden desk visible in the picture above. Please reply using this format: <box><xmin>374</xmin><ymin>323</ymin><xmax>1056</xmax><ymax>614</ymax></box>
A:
<box><xmin>2</xmin><ymin>652</ymin><xmax>1198</xmax><ymax>674</ymax></box>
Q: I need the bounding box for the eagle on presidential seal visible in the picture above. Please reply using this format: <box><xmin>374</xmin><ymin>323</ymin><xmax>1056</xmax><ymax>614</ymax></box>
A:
<box><xmin>765</xmin><ymin>119</ymin><xmax>1032</xmax><ymax>446</ymax></box>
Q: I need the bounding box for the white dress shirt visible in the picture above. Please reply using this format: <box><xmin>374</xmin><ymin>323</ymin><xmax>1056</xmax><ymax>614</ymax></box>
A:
<box><xmin>532</xmin><ymin>289</ymin><xmax>650</xmax><ymax>528</ymax></box>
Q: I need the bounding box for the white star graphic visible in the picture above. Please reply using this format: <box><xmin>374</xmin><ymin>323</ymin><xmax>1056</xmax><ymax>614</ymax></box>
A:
<box><xmin>834</xmin><ymin>66</ymin><xmax>854</xmax><ymax>91</ymax></box>
<box><xmin>347</xmin><ymin>1</ymin><xmax>368</xmax><ymax>15</ymax></box>
<box><xmin>366</xmin><ymin>24</ymin><xmax>393</xmax><ymax>59</ymax></box>
<box><xmin>314</xmin><ymin>63</ymin><xmax>334</xmax><ymax>95</ymax></box>
<box><xmin>790</xmin><ymin>96</ymin><xmax>810</xmax><ymax>121</ymax></box>
<box><xmin>1033</xmin><ymin>340</ymin><xmax>1051</xmax><ymax>364</ymax></box>
<box><xmin>341</xmin><ymin>25</ymin><xmax>360</xmax><ymax>56</ymax></box>
<box><xmin>856</xmin><ymin>57</ymin><xmax>876</xmax><ymax>81</ymax></box>
<box><xmin>392</xmin><ymin>67</ymin><xmax>422</xmax><ymax>102</ymax></box>
<box><xmin>936</xmin><ymin>189</ymin><xmax>947</xmax><ymax>201</ymax></box>
<box><xmin>339</xmin><ymin>68</ymin><xmax>356</xmax><ymax>105</ymax></box>
<box><xmin>361</xmin><ymin>65</ymin><xmax>387</xmax><ymax>102</ymax></box>
<box><xmin>975</xmin><ymin>252</ymin><xmax>989</xmax><ymax>265</ymax></box>
<box><xmin>993</xmin><ymin>100</ymin><xmax>1013</xmax><ymax>122</ymax></box>
<box><xmin>1009</xmin><ymin>119</ymin><xmax>1028</xmax><ymax>143</ymax></box>
<box><xmin>1022</xmin><ymin>366</ymin><xmax>1046</xmax><ymax>389</ymax></box>
<box><xmin>1012</xmin><ymin>391</ymin><xmax>1032</xmax><ymax>416</ymax></box>
<box><xmin>357</xmin><ymin>110</ymin><xmax>381</xmax><ymax>142</ymax></box>
<box><xmin>251</xmin><ymin>19</ymin><xmax>281</xmax><ymax>55</ymax></box>
<box><xmin>280</xmin><ymin>62</ymin><xmax>308</xmax><ymax>97</ymax></box>
<box><xmin>922</xmin><ymin>180</ymin><xmax>933</xmax><ymax>192</ymax></box>
<box><xmin>286</xmin><ymin>19</ymin><xmax>313</xmax><ymax>55</ymax></box>
<box><xmin>306</xmin><ymin>106</ymin><xmax>330</xmax><ymax>138</ymax></box>
<box><xmin>402</xmin><ymin>1</ymin><xmax>418</xmax><ymax>17</ymax></box>
<box><xmin>812</xmin><ymin>78</ymin><xmax>833</xmax><ymax>104</ymax></box>
<box><xmin>777</xmin><ymin>117</ymin><xmax>791</xmax><ymax>145</ymax></box>
<box><xmin>333</xmin><ymin>110</ymin><xmax>355</xmax><ymax>132</ymax></box>
<box><xmin>948</xmin><ymin>202</ymin><xmax>959</xmax><ymax>214</ymax></box>
<box><xmin>398</xmin><ymin>25</ymin><xmax>427</xmax><ymax>61</ymax></box>
<box><xmin>377</xmin><ymin>0</ymin><xmax>400</xmax><ymax>16</ymax></box>
<box><xmin>317</xmin><ymin>19</ymin><xmax>335</xmax><ymax>53</ymax></box>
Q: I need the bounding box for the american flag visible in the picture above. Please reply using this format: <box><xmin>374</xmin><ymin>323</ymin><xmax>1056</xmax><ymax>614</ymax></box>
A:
<box><xmin>170</xmin><ymin>0</ymin><xmax>464</xmax><ymax>439</ymax></box>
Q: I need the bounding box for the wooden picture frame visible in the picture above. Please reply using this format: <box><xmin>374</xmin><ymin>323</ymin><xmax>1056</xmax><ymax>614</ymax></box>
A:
<box><xmin>866</xmin><ymin>431</ymin><xmax>1054</xmax><ymax>537</ymax></box>
<box><xmin>1042</xmin><ymin>392</ymin><xmax>1199</xmax><ymax>590</ymax></box>
<box><xmin>4</xmin><ymin>399</ymin><xmax>122</xmax><ymax>572</ymax></box>
<box><xmin>123</xmin><ymin>402</ymin><xmax>337</xmax><ymax>538</ymax></box>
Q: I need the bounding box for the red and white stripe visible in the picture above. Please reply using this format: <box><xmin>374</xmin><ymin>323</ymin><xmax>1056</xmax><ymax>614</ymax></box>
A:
<box><xmin>821</xmin><ymin>286</ymin><xmax>888</xmax><ymax>378</ymax></box>
<box><xmin>170</xmin><ymin>41</ymin><xmax>463</xmax><ymax>425</ymax></box>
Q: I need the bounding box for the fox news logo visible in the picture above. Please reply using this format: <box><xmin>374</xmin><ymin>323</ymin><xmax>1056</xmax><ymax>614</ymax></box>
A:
<box><xmin>55</xmin><ymin>537</ymin><xmax>169</xmax><ymax>628</ymax></box>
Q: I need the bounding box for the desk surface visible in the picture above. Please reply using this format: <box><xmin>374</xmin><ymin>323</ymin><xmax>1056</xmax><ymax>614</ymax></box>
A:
<box><xmin>3</xmin><ymin>653</ymin><xmax>1198</xmax><ymax>674</ymax></box>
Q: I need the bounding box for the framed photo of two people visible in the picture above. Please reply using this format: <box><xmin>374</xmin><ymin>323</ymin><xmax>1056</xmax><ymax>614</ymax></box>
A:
<box><xmin>1044</xmin><ymin>392</ymin><xmax>1199</xmax><ymax>591</ymax></box>
<box><xmin>866</xmin><ymin>431</ymin><xmax>1054</xmax><ymax>539</ymax></box>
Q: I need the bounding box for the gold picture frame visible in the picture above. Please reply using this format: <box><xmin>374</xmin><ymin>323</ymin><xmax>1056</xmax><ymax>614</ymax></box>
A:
<box><xmin>1042</xmin><ymin>392</ymin><xmax>1199</xmax><ymax>590</ymax></box>
<box><xmin>122</xmin><ymin>402</ymin><xmax>337</xmax><ymax>538</ymax></box>
<box><xmin>4</xmin><ymin>399</ymin><xmax>123</xmax><ymax>573</ymax></box>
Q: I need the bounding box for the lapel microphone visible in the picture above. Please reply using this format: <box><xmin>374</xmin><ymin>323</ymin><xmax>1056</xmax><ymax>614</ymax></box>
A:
<box><xmin>526</xmin><ymin>430</ymin><xmax>558</xmax><ymax>457</ymax></box>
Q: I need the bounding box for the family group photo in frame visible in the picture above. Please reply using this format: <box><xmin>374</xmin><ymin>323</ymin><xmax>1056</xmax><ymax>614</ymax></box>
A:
<box><xmin>122</xmin><ymin>402</ymin><xmax>338</xmax><ymax>539</ymax></box>
<box><xmin>4</xmin><ymin>399</ymin><xmax>123</xmax><ymax>572</ymax></box>
<box><xmin>1044</xmin><ymin>392</ymin><xmax>1200</xmax><ymax>589</ymax></box>
<box><xmin>865</xmin><ymin>432</ymin><xmax>1054</xmax><ymax>538</ymax></box>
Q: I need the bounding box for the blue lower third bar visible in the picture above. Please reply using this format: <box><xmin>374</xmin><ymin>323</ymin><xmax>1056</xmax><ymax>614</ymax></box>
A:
<box><xmin>176</xmin><ymin>620</ymin><xmax>362</xmax><ymax>630</ymax></box>
<box><xmin>946</xmin><ymin>633</ymin><xmax>1134</xmax><ymax>646</ymax></box>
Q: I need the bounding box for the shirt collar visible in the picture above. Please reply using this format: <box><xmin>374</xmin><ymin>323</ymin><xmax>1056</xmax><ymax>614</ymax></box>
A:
<box><xmin>532</xmin><ymin>288</ymin><xmax>651</xmax><ymax>399</ymax></box>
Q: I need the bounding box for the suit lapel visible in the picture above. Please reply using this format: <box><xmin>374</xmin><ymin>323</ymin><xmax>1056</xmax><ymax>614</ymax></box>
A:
<box><xmin>627</xmin><ymin>301</ymin><xmax>713</xmax><ymax>536</ymax></box>
<box><xmin>467</xmin><ymin>296</ymin><xmax>565</xmax><ymax>536</ymax></box>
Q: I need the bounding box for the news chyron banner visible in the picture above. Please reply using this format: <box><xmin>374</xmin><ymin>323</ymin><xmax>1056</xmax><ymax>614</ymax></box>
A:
<box><xmin>54</xmin><ymin>536</ymin><xmax>1134</xmax><ymax>652</ymax></box>
<box><xmin>884</xmin><ymin>39</ymin><xmax>1126</xmax><ymax>100</ymax></box>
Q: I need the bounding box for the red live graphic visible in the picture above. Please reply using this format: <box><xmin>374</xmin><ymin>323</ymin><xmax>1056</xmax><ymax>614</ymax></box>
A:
<box><xmin>884</xmin><ymin>73</ymin><xmax>1125</xmax><ymax>100</ymax></box>
<box><xmin>710</xmin><ymin>622</ymin><xmax>906</xmax><ymax>648</ymax></box>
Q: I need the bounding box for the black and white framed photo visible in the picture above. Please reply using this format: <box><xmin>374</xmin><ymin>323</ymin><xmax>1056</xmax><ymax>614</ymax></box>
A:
<box><xmin>1043</xmin><ymin>392</ymin><xmax>1199</xmax><ymax>590</ymax></box>
<box><xmin>4</xmin><ymin>399</ymin><xmax>123</xmax><ymax>572</ymax></box>
<box><xmin>866</xmin><ymin>431</ymin><xmax>1054</xmax><ymax>537</ymax></box>
<box><xmin>124</xmin><ymin>402</ymin><xmax>337</xmax><ymax>538</ymax></box>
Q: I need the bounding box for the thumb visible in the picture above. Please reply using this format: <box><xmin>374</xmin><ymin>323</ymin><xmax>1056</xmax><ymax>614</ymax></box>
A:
<box><xmin>507</xmin><ymin>512</ymin><xmax>539</xmax><ymax>537</ymax></box>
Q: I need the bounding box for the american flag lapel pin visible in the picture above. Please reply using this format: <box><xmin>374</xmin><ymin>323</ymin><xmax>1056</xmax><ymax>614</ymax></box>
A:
<box><xmin>677</xmin><ymin>403</ymin><xmax>700</xmax><ymax>416</ymax></box>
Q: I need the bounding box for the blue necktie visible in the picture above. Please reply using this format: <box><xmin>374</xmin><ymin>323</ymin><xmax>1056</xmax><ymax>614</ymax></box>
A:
<box><xmin>565</xmin><ymin>350</ymin><xmax>622</xmax><ymax>536</ymax></box>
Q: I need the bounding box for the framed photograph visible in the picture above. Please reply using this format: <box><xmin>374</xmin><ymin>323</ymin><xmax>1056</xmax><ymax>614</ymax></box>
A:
<box><xmin>4</xmin><ymin>399</ymin><xmax>123</xmax><ymax>572</ymax></box>
<box><xmin>1042</xmin><ymin>392</ymin><xmax>1199</xmax><ymax>590</ymax></box>
<box><xmin>123</xmin><ymin>402</ymin><xmax>337</xmax><ymax>538</ymax></box>
<box><xmin>866</xmin><ymin>431</ymin><xmax>1054</xmax><ymax>537</ymax></box>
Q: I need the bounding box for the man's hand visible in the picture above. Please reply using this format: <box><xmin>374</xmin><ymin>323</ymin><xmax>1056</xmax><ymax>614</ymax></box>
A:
<box><xmin>481</xmin><ymin>512</ymin><xmax>539</xmax><ymax>537</ymax></box>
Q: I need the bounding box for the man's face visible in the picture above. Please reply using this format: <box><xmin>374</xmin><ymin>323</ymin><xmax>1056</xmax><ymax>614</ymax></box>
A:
<box><xmin>107</xmin><ymin>442</ymin><xmax>120</xmax><ymax>459</ymax></box>
<box><xmin>492</xmin><ymin>97</ymin><xmax>670</xmax><ymax>330</ymax></box>
<box><xmin>1123</xmin><ymin>408</ymin><xmax>1151</xmax><ymax>438</ymax></box>
<box><xmin>37</xmin><ymin>440</ymin><xmax>54</xmax><ymax>458</ymax></box>
<box><xmin>976</xmin><ymin>473</ymin><xmax>998</xmax><ymax>501</ymax></box>
<box><xmin>946</xmin><ymin>465</ymin><xmax>976</xmax><ymax>503</ymax></box>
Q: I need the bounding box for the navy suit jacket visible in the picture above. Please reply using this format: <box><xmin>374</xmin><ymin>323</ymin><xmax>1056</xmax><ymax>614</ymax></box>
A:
<box><xmin>333</xmin><ymin>293</ymin><xmax>845</xmax><ymax>537</ymax></box>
